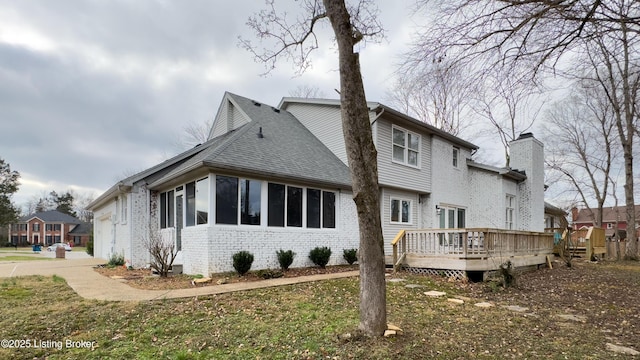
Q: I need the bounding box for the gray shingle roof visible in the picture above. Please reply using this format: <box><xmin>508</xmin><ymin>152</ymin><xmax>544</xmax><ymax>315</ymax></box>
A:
<box><xmin>150</xmin><ymin>92</ymin><xmax>352</xmax><ymax>189</ymax></box>
<box><xmin>69</xmin><ymin>222</ymin><xmax>92</xmax><ymax>234</ymax></box>
<box><xmin>19</xmin><ymin>210</ymin><xmax>82</xmax><ymax>224</ymax></box>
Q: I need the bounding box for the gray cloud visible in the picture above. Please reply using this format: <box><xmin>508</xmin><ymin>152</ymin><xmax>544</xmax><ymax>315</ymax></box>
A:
<box><xmin>0</xmin><ymin>0</ymin><xmax>416</xmax><ymax>208</ymax></box>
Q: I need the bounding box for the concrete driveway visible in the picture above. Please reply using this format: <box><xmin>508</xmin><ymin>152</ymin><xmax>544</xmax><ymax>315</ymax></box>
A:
<box><xmin>0</xmin><ymin>253</ymin><xmax>359</xmax><ymax>302</ymax></box>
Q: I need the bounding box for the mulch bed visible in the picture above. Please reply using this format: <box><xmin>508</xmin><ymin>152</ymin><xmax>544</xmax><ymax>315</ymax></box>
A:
<box><xmin>94</xmin><ymin>264</ymin><xmax>359</xmax><ymax>290</ymax></box>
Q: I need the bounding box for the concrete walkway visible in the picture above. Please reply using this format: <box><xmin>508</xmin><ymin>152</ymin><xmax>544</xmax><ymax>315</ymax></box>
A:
<box><xmin>0</xmin><ymin>257</ymin><xmax>359</xmax><ymax>302</ymax></box>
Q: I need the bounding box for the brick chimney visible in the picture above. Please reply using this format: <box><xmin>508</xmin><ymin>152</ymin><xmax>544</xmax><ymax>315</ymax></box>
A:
<box><xmin>509</xmin><ymin>133</ymin><xmax>545</xmax><ymax>232</ymax></box>
<box><xmin>571</xmin><ymin>207</ymin><xmax>579</xmax><ymax>228</ymax></box>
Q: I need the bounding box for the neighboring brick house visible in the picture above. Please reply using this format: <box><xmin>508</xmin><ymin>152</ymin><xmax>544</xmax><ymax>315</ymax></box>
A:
<box><xmin>88</xmin><ymin>92</ymin><xmax>549</xmax><ymax>276</ymax></box>
<box><xmin>9</xmin><ymin>210</ymin><xmax>91</xmax><ymax>246</ymax></box>
<box><xmin>572</xmin><ymin>205</ymin><xmax>640</xmax><ymax>239</ymax></box>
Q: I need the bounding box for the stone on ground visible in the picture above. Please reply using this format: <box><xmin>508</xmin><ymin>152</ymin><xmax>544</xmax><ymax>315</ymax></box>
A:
<box><xmin>606</xmin><ymin>343</ymin><xmax>639</xmax><ymax>355</ymax></box>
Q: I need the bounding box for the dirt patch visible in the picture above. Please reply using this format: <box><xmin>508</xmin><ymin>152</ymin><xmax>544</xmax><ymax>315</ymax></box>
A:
<box><xmin>463</xmin><ymin>258</ymin><xmax>640</xmax><ymax>347</ymax></box>
<box><xmin>94</xmin><ymin>264</ymin><xmax>359</xmax><ymax>290</ymax></box>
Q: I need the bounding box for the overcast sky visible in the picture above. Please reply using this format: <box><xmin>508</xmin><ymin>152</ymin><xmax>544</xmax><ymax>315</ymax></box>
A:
<box><xmin>1</xmin><ymin>0</ymin><xmax>431</xmax><ymax>209</ymax></box>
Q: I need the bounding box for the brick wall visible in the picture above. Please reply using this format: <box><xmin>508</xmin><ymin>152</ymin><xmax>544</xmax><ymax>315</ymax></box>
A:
<box><xmin>181</xmin><ymin>191</ymin><xmax>359</xmax><ymax>276</ymax></box>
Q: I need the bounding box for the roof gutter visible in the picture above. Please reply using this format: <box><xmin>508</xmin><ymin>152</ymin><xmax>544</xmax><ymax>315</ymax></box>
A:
<box><xmin>86</xmin><ymin>182</ymin><xmax>132</xmax><ymax>210</ymax></box>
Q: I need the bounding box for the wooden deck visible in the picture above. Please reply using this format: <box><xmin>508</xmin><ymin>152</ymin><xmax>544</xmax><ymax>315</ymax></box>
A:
<box><xmin>390</xmin><ymin>228</ymin><xmax>554</xmax><ymax>274</ymax></box>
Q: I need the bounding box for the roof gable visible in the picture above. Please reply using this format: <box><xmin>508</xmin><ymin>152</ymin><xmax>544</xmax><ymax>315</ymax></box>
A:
<box><xmin>147</xmin><ymin>92</ymin><xmax>352</xmax><ymax>189</ymax></box>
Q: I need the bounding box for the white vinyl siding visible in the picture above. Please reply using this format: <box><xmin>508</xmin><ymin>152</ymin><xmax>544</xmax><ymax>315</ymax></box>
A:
<box><xmin>210</xmin><ymin>98</ymin><xmax>251</xmax><ymax>139</ymax></box>
<box><xmin>381</xmin><ymin>188</ymin><xmax>418</xmax><ymax>255</ymax></box>
<box><xmin>282</xmin><ymin>103</ymin><xmax>349</xmax><ymax>164</ymax></box>
<box><xmin>376</xmin><ymin>119</ymin><xmax>431</xmax><ymax>192</ymax></box>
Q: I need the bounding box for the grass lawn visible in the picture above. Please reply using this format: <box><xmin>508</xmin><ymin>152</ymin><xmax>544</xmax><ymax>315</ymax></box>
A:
<box><xmin>0</xmin><ymin>260</ymin><xmax>639</xmax><ymax>359</ymax></box>
<box><xmin>0</xmin><ymin>255</ymin><xmax>53</xmax><ymax>261</ymax></box>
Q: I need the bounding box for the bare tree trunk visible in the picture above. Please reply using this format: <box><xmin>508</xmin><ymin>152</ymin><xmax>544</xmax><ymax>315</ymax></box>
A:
<box><xmin>623</xmin><ymin>143</ymin><xmax>637</xmax><ymax>257</ymax></box>
<box><xmin>323</xmin><ymin>0</ymin><xmax>387</xmax><ymax>336</ymax></box>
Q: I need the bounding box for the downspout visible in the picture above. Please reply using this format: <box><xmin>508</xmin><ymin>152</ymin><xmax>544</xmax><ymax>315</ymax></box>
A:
<box><xmin>145</xmin><ymin>184</ymin><xmax>151</xmax><ymax>267</ymax></box>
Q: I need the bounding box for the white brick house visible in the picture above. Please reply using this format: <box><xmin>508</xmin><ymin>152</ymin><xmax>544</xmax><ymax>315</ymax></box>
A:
<box><xmin>279</xmin><ymin>98</ymin><xmax>545</xmax><ymax>258</ymax></box>
<box><xmin>89</xmin><ymin>92</ymin><xmax>546</xmax><ymax>275</ymax></box>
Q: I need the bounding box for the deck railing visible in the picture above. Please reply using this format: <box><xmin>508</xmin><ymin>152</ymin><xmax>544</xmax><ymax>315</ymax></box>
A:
<box><xmin>392</xmin><ymin>228</ymin><xmax>554</xmax><ymax>270</ymax></box>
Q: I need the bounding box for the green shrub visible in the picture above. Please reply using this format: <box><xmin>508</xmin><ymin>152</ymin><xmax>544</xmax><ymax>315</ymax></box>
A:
<box><xmin>232</xmin><ymin>251</ymin><xmax>254</xmax><ymax>275</ymax></box>
<box><xmin>86</xmin><ymin>239</ymin><xmax>94</xmax><ymax>256</ymax></box>
<box><xmin>276</xmin><ymin>249</ymin><xmax>296</xmax><ymax>270</ymax></box>
<box><xmin>107</xmin><ymin>252</ymin><xmax>125</xmax><ymax>267</ymax></box>
<box><xmin>343</xmin><ymin>248</ymin><xmax>358</xmax><ymax>265</ymax></box>
<box><xmin>309</xmin><ymin>246</ymin><xmax>332</xmax><ymax>268</ymax></box>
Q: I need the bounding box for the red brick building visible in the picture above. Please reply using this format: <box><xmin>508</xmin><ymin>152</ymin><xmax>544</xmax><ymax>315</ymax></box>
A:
<box><xmin>571</xmin><ymin>205</ymin><xmax>640</xmax><ymax>240</ymax></box>
<box><xmin>9</xmin><ymin>210</ymin><xmax>91</xmax><ymax>246</ymax></box>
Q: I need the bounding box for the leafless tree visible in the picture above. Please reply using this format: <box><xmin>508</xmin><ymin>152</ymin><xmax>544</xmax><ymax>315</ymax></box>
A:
<box><xmin>408</xmin><ymin>0</ymin><xmax>639</xmax><ymax>257</ymax></box>
<box><xmin>543</xmin><ymin>84</ymin><xmax>620</xmax><ymax>227</ymax></box>
<box><xmin>288</xmin><ymin>84</ymin><xmax>326</xmax><ymax>98</ymax></box>
<box><xmin>578</xmin><ymin>12</ymin><xmax>640</xmax><ymax>257</ymax></box>
<box><xmin>241</xmin><ymin>0</ymin><xmax>387</xmax><ymax>336</ymax></box>
<box><xmin>144</xmin><ymin>226</ymin><xmax>178</xmax><ymax>278</ymax></box>
<box><xmin>387</xmin><ymin>56</ymin><xmax>475</xmax><ymax>136</ymax></box>
<box><xmin>471</xmin><ymin>68</ymin><xmax>541</xmax><ymax>167</ymax></box>
<box><xmin>182</xmin><ymin>119</ymin><xmax>213</xmax><ymax>148</ymax></box>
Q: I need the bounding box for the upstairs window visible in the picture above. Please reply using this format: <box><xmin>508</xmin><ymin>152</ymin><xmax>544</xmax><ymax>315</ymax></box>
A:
<box><xmin>33</xmin><ymin>223</ymin><xmax>40</xmax><ymax>231</ymax></box>
<box><xmin>392</xmin><ymin>126</ymin><xmax>420</xmax><ymax>167</ymax></box>
<box><xmin>453</xmin><ymin>147</ymin><xmax>459</xmax><ymax>167</ymax></box>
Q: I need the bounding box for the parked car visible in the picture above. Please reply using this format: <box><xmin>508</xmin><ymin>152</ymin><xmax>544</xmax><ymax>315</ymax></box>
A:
<box><xmin>47</xmin><ymin>243</ymin><xmax>72</xmax><ymax>252</ymax></box>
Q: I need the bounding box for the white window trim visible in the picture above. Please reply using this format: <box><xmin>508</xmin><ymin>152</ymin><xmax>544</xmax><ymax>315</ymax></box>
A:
<box><xmin>120</xmin><ymin>195</ymin><xmax>127</xmax><ymax>225</ymax></box>
<box><xmin>452</xmin><ymin>147</ymin><xmax>460</xmax><ymax>168</ymax></box>
<box><xmin>505</xmin><ymin>194</ymin><xmax>516</xmax><ymax>230</ymax></box>
<box><xmin>390</xmin><ymin>197</ymin><xmax>412</xmax><ymax>224</ymax></box>
<box><xmin>212</xmin><ymin>174</ymin><xmax>338</xmax><ymax>230</ymax></box>
<box><xmin>391</xmin><ymin>125</ymin><xmax>421</xmax><ymax>169</ymax></box>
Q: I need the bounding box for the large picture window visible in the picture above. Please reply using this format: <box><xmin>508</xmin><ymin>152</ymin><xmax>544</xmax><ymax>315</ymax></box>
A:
<box><xmin>216</xmin><ymin>176</ymin><xmax>238</xmax><ymax>225</ymax></box>
<box><xmin>287</xmin><ymin>186</ymin><xmax>303</xmax><ymax>227</ymax></box>
<box><xmin>392</xmin><ymin>126</ymin><xmax>420</xmax><ymax>167</ymax></box>
<box><xmin>185</xmin><ymin>177</ymin><xmax>209</xmax><ymax>226</ymax></box>
<box><xmin>322</xmin><ymin>191</ymin><xmax>336</xmax><ymax>228</ymax></box>
<box><xmin>240</xmin><ymin>179</ymin><xmax>261</xmax><ymax>225</ymax></box>
<box><xmin>186</xmin><ymin>182</ymin><xmax>196</xmax><ymax>226</ymax></box>
<box><xmin>268</xmin><ymin>183</ymin><xmax>285</xmax><ymax>227</ymax></box>
<box><xmin>208</xmin><ymin>175</ymin><xmax>336</xmax><ymax>229</ymax></box>
<box><xmin>196</xmin><ymin>178</ymin><xmax>208</xmax><ymax>225</ymax></box>
<box><xmin>307</xmin><ymin>189</ymin><xmax>321</xmax><ymax>228</ymax></box>
<box><xmin>307</xmin><ymin>189</ymin><xmax>336</xmax><ymax>229</ymax></box>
